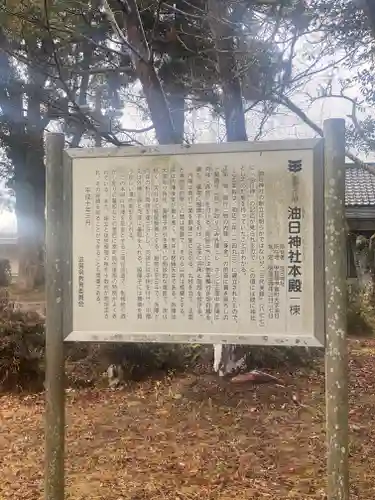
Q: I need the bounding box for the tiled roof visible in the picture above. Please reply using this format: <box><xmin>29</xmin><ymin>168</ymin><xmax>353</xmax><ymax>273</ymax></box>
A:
<box><xmin>345</xmin><ymin>165</ymin><xmax>375</xmax><ymax>207</ymax></box>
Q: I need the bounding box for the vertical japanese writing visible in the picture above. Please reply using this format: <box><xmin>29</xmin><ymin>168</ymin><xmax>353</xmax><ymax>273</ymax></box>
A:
<box><xmin>267</xmin><ymin>244</ymin><xmax>285</xmax><ymax>321</ymax></box>
<box><xmin>287</xmin><ymin>158</ymin><xmax>303</xmax><ymax>318</ymax></box>
<box><xmin>204</xmin><ymin>165</ymin><xmax>213</xmax><ymax>320</ymax></box>
<box><xmin>95</xmin><ymin>171</ymin><xmax>101</xmax><ymax>305</ymax></box>
<box><xmin>103</xmin><ymin>170</ymin><xmax>110</xmax><ymax>319</ymax></box>
<box><xmin>84</xmin><ymin>187</ymin><xmax>92</xmax><ymax>227</ymax></box>
<box><xmin>119</xmin><ymin>175</ymin><xmax>127</xmax><ymax>319</ymax></box>
<box><xmin>222</xmin><ymin>165</ymin><xmax>229</xmax><ymax>321</ymax></box>
<box><xmin>248</xmin><ymin>166</ymin><xmax>257</xmax><ymax>323</ymax></box>
<box><xmin>153</xmin><ymin>168</ymin><xmax>161</xmax><ymax>320</ymax></box>
<box><xmin>249</xmin><ymin>167</ymin><xmax>257</xmax><ymax>262</ymax></box>
<box><xmin>249</xmin><ymin>269</ymin><xmax>256</xmax><ymax>322</ymax></box>
<box><xmin>170</xmin><ymin>167</ymin><xmax>177</xmax><ymax>320</ymax></box>
<box><xmin>240</xmin><ymin>166</ymin><xmax>247</xmax><ymax>275</ymax></box>
<box><xmin>128</xmin><ymin>169</ymin><xmax>135</xmax><ymax>240</ymax></box>
<box><xmin>213</xmin><ymin>167</ymin><xmax>221</xmax><ymax>321</ymax></box>
<box><xmin>145</xmin><ymin>169</ymin><xmax>152</xmax><ymax>320</ymax></box>
<box><xmin>162</xmin><ymin>167</ymin><xmax>169</xmax><ymax>320</ymax></box>
<box><xmin>111</xmin><ymin>170</ymin><xmax>118</xmax><ymax>320</ymax></box>
<box><xmin>231</xmin><ymin>170</ymin><xmax>239</xmax><ymax>323</ymax></box>
<box><xmin>187</xmin><ymin>172</ymin><xmax>194</xmax><ymax>320</ymax></box>
<box><xmin>288</xmin><ymin>206</ymin><xmax>302</xmax><ymax>316</ymax></box>
<box><xmin>258</xmin><ymin>170</ymin><xmax>266</xmax><ymax>328</ymax></box>
<box><xmin>196</xmin><ymin>166</ymin><xmax>204</xmax><ymax>317</ymax></box>
<box><xmin>274</xmin><ymin>255</ymin><xmax>285</xmax><ymax>320</ymax></box>
<box><xmin>179</xmin><ymin>168</ymin><xmax>186</xmax><ymax>318</ymax></box>
<box><xmin>267</xmin><ymin>247</ymin><xmax>274</xmax><ymax>320</ymax></box>
<box><xmin>78</xmin><ymin>256</ymin><xmax>84</xmax><ymax>307</ymax></box>
<box><xmin>136</xmin><ymin>169</ymin><xmax>144</xmax><ymax>320</ymax></box>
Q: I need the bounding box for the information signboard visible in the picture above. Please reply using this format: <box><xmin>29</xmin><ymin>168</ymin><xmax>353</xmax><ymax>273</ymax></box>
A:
<box><xmin>62</xmin><ymin>140</ymin><xmax>325</xmax><ymax>345</ymax></box>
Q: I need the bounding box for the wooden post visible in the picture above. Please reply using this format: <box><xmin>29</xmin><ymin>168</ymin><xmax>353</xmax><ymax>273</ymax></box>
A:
<box><xmin>45</xmin><ymin>133</ymin><xmax>66</xmax><ymax>500</ymax></box>
<box><xmin>324</xmin><ymin>118</ymin><xmax>349</xmax><ymax>500</ymax></box>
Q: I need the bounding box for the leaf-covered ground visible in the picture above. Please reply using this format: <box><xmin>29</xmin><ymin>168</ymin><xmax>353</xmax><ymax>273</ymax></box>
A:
<box><xmin>0</xmin><ymin>339</ymin><xmax>374</xmax><ymax>500</ymax></box>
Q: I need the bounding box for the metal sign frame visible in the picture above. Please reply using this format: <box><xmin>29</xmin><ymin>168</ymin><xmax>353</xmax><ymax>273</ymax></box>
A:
<box><xmin>61</xmin><ymin>138</ymin><xmax>325</xmax><ymax>346</ymax></box>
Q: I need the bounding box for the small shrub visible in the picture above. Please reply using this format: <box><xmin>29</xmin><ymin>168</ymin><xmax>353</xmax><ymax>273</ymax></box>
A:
<box><xmin>347</xmin><ymin>285</ymin><xmax>375</xmax><ymax>337</ymax></box>
<box><xmin>0</xmin><ymin>294</ymin><xmax>45</xmax><ymax>391</ymax></box>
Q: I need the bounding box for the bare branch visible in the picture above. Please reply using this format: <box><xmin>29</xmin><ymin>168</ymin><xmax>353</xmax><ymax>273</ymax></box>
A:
<box><xmin>306</xmin><ymin>92</ymin><xmax>375</xmax><ymax>151</ymax></box>
<box><xmin>278</xmin><ymin>95</ymin><xmax>375</xmax><ymax>175</ymax></box>
<box><xmin>84</xmin><ymin>65</ymin><xmax>132</xmax><ymax>75</ymax></box>
<box><xmin>102</xmin><ymin>0</ymin><xmax>150</xmax><ymax>63</ymax></box>
<box><xmin>120</xmin><ymin>124</ymin><xmax>155</xmax><ymax>133</ymax></box>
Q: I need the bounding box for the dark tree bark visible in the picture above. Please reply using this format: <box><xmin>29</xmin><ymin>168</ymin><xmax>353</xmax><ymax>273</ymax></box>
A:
<box><xmin>15</xmin><ymin>37</ymin><xmax>48</xmax><ymax>291</ymax></box>
<box><xmin>13</xmin><ymin>132</ymin><xmax>46</xmax><ymax>291</ymax></box>
<box><xmin>362</xmin><ymin>0</ymin><xmax>375</xmax><ymax>35</ymax></box>
<box><xmin>207</xmin><ymin>0</ymin><xmax>248</xmax><ymax>142</ymax></box>
<box><xmin>165</xmin><ymin>86</ymin><xmax>186</xmax><ymax>143</ymax></box>
<box><xmin>116</xmin><ymin>0</ymin><xmax>179</xmax><ymax>145</ymax></box>
<box><xmin>0</xmin><ymin>30</ymin><xmax>45</xmax><ymax>290</ymax></box>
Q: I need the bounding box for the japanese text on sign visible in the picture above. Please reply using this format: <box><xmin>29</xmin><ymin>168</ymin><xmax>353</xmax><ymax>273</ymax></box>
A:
<box><xmin>68</xmin><ymin>144</ymin><xmax>324</xmax><ymax>345</ymax></box>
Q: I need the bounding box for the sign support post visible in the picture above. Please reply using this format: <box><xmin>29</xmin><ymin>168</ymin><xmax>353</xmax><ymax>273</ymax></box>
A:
<box><xmin>323</xmin><ymin>118</ymin><xmax>349</xmax><ymax>500</ymax></box>
<box><xmin>45</xmin><ymin>133</ymin><xmax>66</xmax><ymax>500</ymax></box>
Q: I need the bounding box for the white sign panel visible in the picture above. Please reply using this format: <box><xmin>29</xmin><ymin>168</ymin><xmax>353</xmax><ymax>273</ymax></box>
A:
<box><xmin>63</xmin><ymin>140</ymin><xmax>325</xmax><ymax>345</ymax></box>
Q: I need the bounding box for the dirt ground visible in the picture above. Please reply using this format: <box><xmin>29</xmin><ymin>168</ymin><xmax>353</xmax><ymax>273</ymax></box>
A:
<box><xmin>0</xmin><ymin>339</ymin><xmax>374</xmax><ymax>500</ymax></box>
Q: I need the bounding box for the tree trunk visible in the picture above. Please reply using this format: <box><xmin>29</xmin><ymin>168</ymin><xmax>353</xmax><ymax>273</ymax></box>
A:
<box><xmin>207</xmin><ymin>0</ymin><xmax>248</xmax><ymax>142</ymax></box>
<box><xmin>117</xmin><ymin>0</ymin><xmax>178</xmax><ymax>145</ymax></box>
<box><xmin>14</xmin><ymin>39</ymin><xmax>48</xmax><ymax>292</ymax></box>
<box><xmin>208</xmin><ymin>0</ymin><xmax>249</xmax><ymax>375</ymax></box>
<box><xmin>362</xmin><ymin>0</ymin><xmax>375</xmax><ymax>36</ymax></box>
<box><xmin>16</xmin><ymin>182</ymin><xmax>44</xmax><ymax>291</ymax></box>
<box><xmin>15</xmin><ymin>134</ymin><xmax>46</xmax><ymax>291</ymax></box>
<box><xmin>165</xmin><ymin>87</ymin><xmax>185</xmax><ymax>143</ymax></box>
